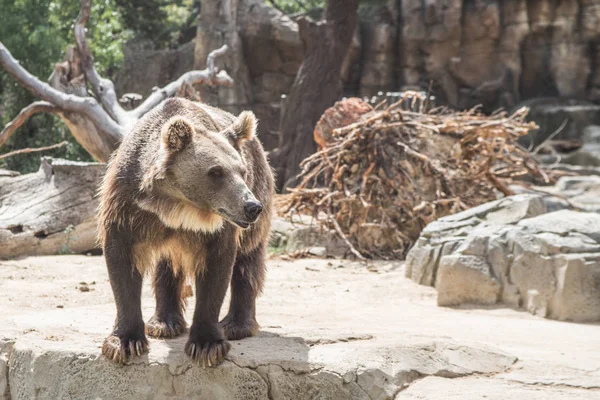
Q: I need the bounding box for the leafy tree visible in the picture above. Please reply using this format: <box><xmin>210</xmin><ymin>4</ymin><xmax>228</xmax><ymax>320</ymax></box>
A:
<box><xmin>268</xmin><ymin>0</ymin><xmax>325</xmax><ymax>17</ymax></box>
<box><xmin>114</xmin><ymin>0</ymin><xmax>198</xmax><ymax>49</ymax></box>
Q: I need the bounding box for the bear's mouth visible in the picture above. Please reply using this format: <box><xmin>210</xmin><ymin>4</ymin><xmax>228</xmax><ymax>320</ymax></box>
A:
<box><xmin>234</xmin><ymin>220</ymin><xmax>250</xmax><ymax>229</ymax></box>
<box><xmin>217</xmin><ymin>209</ymin><xmax>252</xmax><ymax>229</ymax></box>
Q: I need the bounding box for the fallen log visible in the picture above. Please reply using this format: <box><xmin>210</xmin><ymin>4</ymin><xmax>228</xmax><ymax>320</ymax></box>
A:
<box><xmin>0</xmin><ymin>158</ymin><xmax>104</xmax><ymax>259</ymax></box>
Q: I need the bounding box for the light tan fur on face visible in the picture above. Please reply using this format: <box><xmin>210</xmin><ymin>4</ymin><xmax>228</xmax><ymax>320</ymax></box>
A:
<box><xmin>136</xmin><ymin>196</ymin><xmax>224</xmax><ymax>234</ymax></box>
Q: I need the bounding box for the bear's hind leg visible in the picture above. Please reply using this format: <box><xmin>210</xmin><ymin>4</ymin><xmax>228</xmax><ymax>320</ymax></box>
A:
<box><xmin>146</xmin><ymin>258</ymin><xmax>187</xmax><ymax>339</ymax></box>
<box><xmin>220</xmin><ymin>244</ymin><xmax>265</xmax><ymax>340</ymax></box>
<box><xmin>102</xmin><ymin>232</ymin><xmax>148</xmax><ymax>363</ymax></box>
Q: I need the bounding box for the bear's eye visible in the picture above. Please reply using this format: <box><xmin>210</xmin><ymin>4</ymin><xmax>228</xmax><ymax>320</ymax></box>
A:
<box><xmin>208</xmin><ymin>166</ymin><xmax>224</xmax><ymax>178</ymax></box>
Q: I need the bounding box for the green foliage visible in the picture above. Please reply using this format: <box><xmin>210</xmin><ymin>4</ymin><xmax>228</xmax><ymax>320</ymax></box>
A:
<box><xmin>269</xmin><ymin>0</ymin><xmax>325</xmax><ymax>16</ymax></box>
<box><xmin>115</xmin><ymin>0</ymin><xmax>198</xmax><ymax>49</ymax></box>
<box><xmin>58</xmin><ymin>224</ymin><xmax>76</xmax><ymax>255</ymax></box>
<box><xmin>268</xmin><ymin>0</ymin><xmax>386</xmax><ymax>17</ymax></box>
<box><xmin>0</xmin><ymin>0</ymin><xmax>131</xmax><ymax>173</ymax></box>
<box><xmin>0</xmin><ymin>0</ymin><xmax>197</xmax><ymax>173</ymax></box>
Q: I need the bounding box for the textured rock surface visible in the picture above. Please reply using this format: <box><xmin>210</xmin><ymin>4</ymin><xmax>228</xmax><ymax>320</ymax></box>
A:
<box><xmin>529</xmin><ymin>175</ymin><xmax>600</xmax><ymax>213</ymax></box>
<box><xmin>271</xmin><ymin>215</ymin><xmax>350</xmax><ymax>258</ymax></box>
<box><xmin>0</xmin><ymin>169</ymin><xmax>19</xmax><ymax>178</ymax></box>
<box><xmin>406</xmin><ymin>194</ymin><xmax>600</xmax><ymax>322</ymax></box>
<box><xmin>114</xmin><ymin>40</ymin><xmax>195</xmax><ymax>100</ymax></box>
<box><xmin>113</xmin><ymin>1</ymin><xmax>600</xmax><ymax>152</ymax></box>
<box><xmin>522</xmin><ymin>98</ymin><xmax>600</xmax><ymax>146</ymax></box>
<box><xmin>2</xmin><ymin>255</ymin><xmax>599</xmax><ymax>399</ymax></box>
<box><xmin>402</xmin><ymin>376</ymin><xmax>600</xmax><ymax>400</ymax></box>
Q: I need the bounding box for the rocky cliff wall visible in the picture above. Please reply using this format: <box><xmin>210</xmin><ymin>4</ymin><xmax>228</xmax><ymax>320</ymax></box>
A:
<box><xmin>115</xmin><ymin>0</ymin><xmax>600</xmax><ymax>150</ymax></box>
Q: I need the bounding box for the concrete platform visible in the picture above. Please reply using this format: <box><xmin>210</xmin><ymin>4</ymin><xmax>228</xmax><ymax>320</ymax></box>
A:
<box><xmin>0</xmin><ymin>256</ymin><xmax>599</xmax><ymax>399</ymax></box>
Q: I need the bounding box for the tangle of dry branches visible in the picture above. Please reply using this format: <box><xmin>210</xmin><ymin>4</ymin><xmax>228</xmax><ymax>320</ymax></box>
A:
<box><xmin>278</xmin><ymin>94</ymin><xmax>559</xmax><ymax>259</ymax></box>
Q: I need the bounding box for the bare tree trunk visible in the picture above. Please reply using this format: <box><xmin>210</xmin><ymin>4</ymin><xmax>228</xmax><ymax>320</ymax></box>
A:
<box><xmin>0</xmin><ymin>0</ymin><xmax>234</xmax><ymax>163</ymax></box>
<box><xmin>271</xmin><ymin>0</ymin><xmax>359</xmax><ymax>190</ymax></box>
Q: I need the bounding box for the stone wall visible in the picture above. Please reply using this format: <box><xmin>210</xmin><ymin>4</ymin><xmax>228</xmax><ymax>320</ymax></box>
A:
<box><xmin>114</xmin><ymin>40</ymin><xmax>195</xmax><ymax>100</ymax></box>
<box><xmin>115</xmin><ymin>0</ymin><xmax>600</xmax><ymax>151</ymax></box>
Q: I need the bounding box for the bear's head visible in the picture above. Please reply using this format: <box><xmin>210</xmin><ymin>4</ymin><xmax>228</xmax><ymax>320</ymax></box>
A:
<box><xmin>140</xmin><ymin>111</ymin><xmax>263</xmax><ymax>232</ymax></box>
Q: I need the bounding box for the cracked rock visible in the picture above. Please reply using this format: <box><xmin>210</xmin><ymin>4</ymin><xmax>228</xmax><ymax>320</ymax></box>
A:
<box><xmin>406</xmin><ymin>194</ymin><xmax>600</xmax><ymax>322</ymax></box>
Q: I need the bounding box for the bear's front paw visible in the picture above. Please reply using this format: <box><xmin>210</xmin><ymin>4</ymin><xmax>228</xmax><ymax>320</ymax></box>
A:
<box><xmin>146</xmin><ymin>314</ymin><xmax>186</xmax><ymax>339</ymax></box>
<box><xmin>220</xmin><ymin>313</ymin><xmax>259</xmax><ymax>340</ymax></box>
<box><xmin>102</xmin><ymin>333</ymin><xmax>149</xmax><ymax>364</ymax></box>
<box><xmin>184</xmin><ymin>338</ymin><xmax>231</xmax><ymax>368</ymax></box>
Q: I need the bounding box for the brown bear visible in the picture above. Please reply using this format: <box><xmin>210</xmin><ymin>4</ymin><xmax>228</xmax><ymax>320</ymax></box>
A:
<box><xmin>97</xmin><ymin>97</ymin><xmax>274</xmax><ymax>367</ymax></box>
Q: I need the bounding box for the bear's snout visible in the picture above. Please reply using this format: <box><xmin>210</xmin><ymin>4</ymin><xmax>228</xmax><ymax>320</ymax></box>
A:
<box><xmin>244</xmin><ymin>200</ymin><xmax>263</xmax><ymax>222</ymax></box>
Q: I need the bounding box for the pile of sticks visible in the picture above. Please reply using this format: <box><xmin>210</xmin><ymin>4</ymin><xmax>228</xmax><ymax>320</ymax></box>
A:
<box><xmin>277</xmin><ymin>94</ymin><xmax>555</xmax><ymax>259</ymax></box>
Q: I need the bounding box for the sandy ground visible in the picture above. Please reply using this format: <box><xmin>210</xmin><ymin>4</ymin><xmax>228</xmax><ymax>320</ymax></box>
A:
<box><xmin>0</xmin><ymin>255</ymin><xmax>599</xmax><ymax>399</ymax></box>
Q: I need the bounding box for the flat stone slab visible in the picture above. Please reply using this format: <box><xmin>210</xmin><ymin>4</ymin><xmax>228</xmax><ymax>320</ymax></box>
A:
<box><xmin>1</xmin><ymin>256</ymin><xmax>599</xmax><ymax>399</ymax></box>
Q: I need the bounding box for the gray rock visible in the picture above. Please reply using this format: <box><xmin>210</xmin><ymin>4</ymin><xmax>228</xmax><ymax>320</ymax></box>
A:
<box><xmin>271</xmin><ymin>217</ymin><xmax>350</xmax><ymax>258</ymax></box>
<box><xmin>531</xmin><ymin>175</ymin><xmax>600</xmax><ymax>213</ymax></box>
<box><xmin>0</xmin><ymin>342</ymin><xmax>11</xmax><ymax>400</ymax></box>
<box><xmin>436</xmin><ymin>255</ymin><xmax>501</xmax><ymax>307</ymax></box>
<box><xmin>559</xmin><ymin>145</ymin><xmax>600</xmax><ymax>167</ymax></box>
<box><xmin>407</xmin><ymin>195</ymin><xmax>600</xmax><ymax>322</ymax></box>
<box><xmin>583</xmin><ymin>125</ymin><xmax>600</xmax><ymax>144</ymax></box>
<box><xmin>521</xmin><ymin>98</ymin><xmax>600</xmax><ymax>146</ymax></box>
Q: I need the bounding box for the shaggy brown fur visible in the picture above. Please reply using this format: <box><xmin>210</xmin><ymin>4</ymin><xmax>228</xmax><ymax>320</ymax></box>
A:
<box><xmin>98</xmin><ymin>97</ymin><xmax>274</xmax><ymax>366</ymax></box>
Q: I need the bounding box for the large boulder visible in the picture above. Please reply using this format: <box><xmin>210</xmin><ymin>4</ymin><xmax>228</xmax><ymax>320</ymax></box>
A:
<box><xmin>406</xmin><ymin>194</ymin><xmax>600</xmax><ymax>322</ymax></box>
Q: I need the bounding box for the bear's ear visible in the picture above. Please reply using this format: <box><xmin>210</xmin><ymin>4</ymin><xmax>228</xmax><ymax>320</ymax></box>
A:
<box><xmin>141</xmin><ymin>117</ymin><xmax>194</xmax><ymax>191</ymax></box>
<box><xmin>224</xmin><ymin>111</ymin><xmax>257</xmax><ymax>148</ymax></box>
<box><xmin>161</xmin><ymin>116</ymin><xmax>194</xmax><ymax>153</ymax></box>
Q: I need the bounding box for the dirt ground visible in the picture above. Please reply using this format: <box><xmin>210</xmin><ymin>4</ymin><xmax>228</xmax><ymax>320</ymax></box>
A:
<box><xmin>0</xmin><ymin>255</ymin><xmax>599</xmax><ymax>399</ymax></box>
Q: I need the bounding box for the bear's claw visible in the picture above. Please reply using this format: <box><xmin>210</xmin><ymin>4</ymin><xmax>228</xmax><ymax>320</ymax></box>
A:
<box><xmin>220</xmin><ymin>314</ymin><xmax>259</xmax><ymax>340</ymax></box>
<box><xmin>102</xmin><ymin>334</ymin><xmax>149</xmax><ymax>364</ymax></box>
<box><xmin>146</xmin><ymin>314</ymin><xmax>186</xmax><ymax>339</ymax></box>
<box><xmin>184</xmin><ymin>339</ymin><xmax>231</xmax><ymax>368</ymax></box>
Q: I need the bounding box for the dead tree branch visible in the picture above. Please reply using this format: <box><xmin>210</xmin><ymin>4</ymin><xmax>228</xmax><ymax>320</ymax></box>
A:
<box><xmin>0</xmin><ymin>42</ymin><xmax>125</xmax><ymax>142</ymax></box>
<box><xmin>0</xmin><ymin>141</ymin><xmax>68</xmax><ymax>160</ymax></box>
<box><xmin>133</xmin><ymin>45</ymin><xmax>233</xmax><ymax>118</ymax></box>
<box><xmin>0</xmin><ymin>0</ymin><xmax>234</xmax><ymax>163</ymax></box>
<box><xmin>74</xmin><ymin>0</ymin><xmax>129</xmax><ymax>125</ymax></box>
<box><xmin>0</xmin><ymin>101</ymin><xmax>60</xmax><ymax>148</ymax></box>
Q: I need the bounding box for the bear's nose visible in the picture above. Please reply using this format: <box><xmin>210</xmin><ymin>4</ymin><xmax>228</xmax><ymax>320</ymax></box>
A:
<box><xmin>244</xmin><ymin>200</ymin><xmax>263</xmax><ymax>222</ymax></box>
